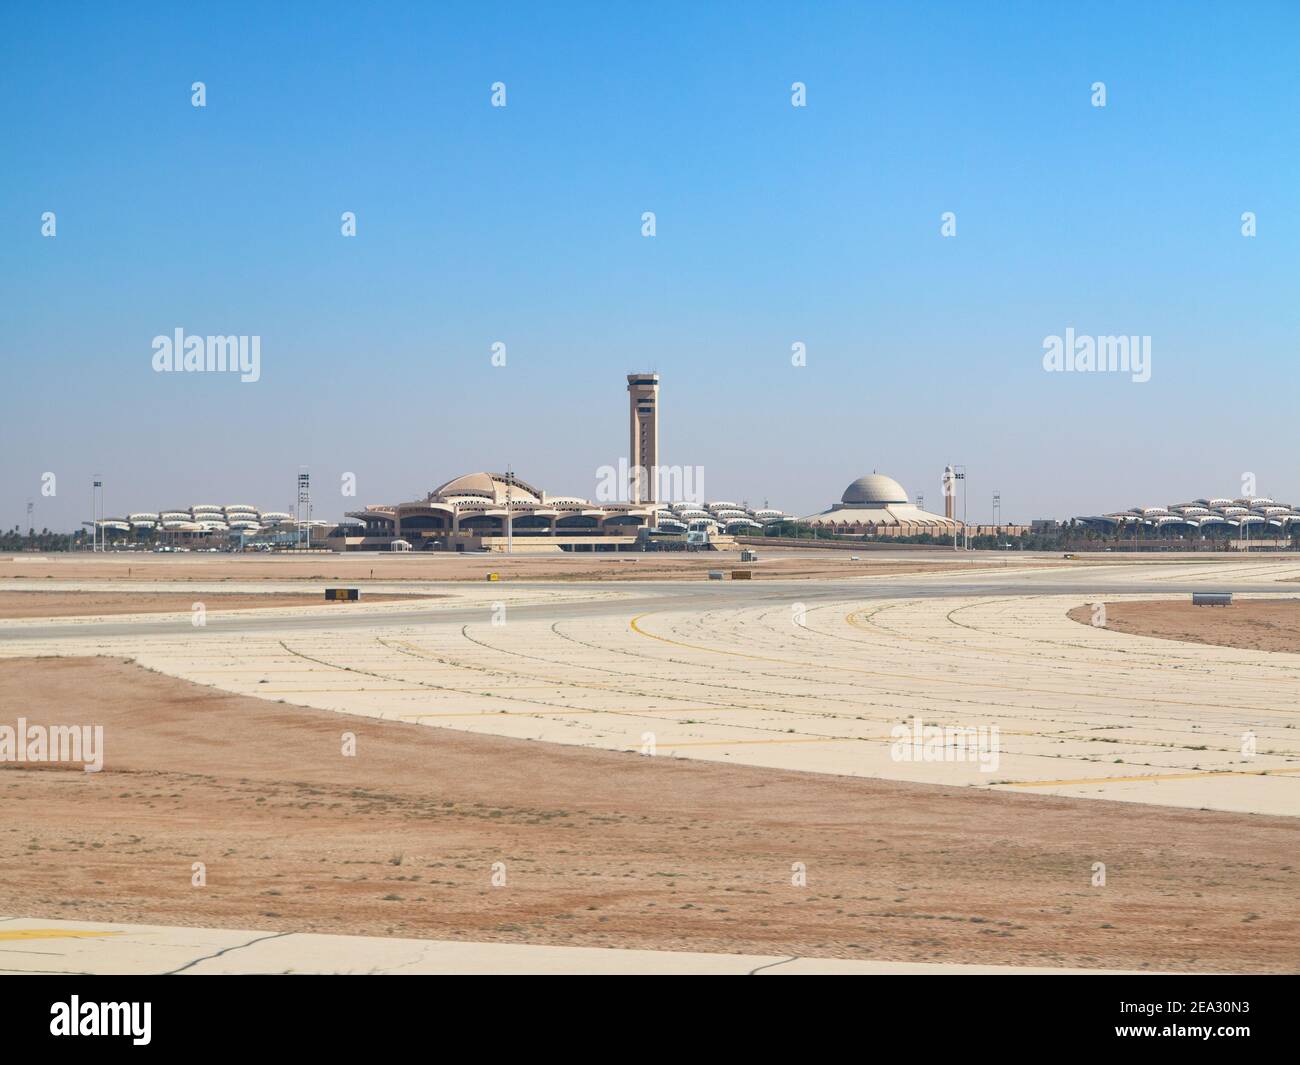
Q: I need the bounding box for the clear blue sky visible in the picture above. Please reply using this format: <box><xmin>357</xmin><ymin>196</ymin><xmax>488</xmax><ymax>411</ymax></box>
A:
<box><xmin>2</xmin><ymin>1</ymin><xmax>1297</xmax><ymax>529</ymax></box>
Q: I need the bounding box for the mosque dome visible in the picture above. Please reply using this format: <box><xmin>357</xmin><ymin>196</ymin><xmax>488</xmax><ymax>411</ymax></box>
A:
<box><xmin>841</xmin><ymin>474</ymin><xmax>909</xmax><ymax>506</ymax></box>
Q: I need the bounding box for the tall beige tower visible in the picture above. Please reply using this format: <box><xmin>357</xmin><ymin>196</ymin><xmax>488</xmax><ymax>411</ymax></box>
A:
<box><xmin>627</xmin><ymin>373</ymin><xmax>660</xmax><ymax>503</ymax></box>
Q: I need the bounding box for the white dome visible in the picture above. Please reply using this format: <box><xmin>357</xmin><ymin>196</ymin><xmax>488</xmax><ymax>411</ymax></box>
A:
<box><xmin>430</xmin><ymin>472</ymin><xmax>543</xmax><ymax>505</ymax></box>
<box><xmin>841</xmin><ymin>474</ymin><xmax>908</xmax><ymax>506</ymax></box>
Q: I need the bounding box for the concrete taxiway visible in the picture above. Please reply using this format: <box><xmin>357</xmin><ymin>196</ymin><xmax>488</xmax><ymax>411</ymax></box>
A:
<box><xmin>0</xmin><ymin>918</ymin><xmax>1142</xmax><ymax>975</ymax></box>
<box><xmin>2</xmin><ymin>559</ymin><xmax>1298</xmax><ymax>815</ymax></box>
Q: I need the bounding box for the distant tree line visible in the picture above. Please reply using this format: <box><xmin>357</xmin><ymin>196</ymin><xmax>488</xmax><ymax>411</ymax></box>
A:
<box><xmin>759</xmin><ymin>519</ymin><xmax>1300</xmax><ymax>552</ymax></box>
<box><xmin>0</xmin><ymin>526</ymin><xmax>83</xmax><ymax>551</ymax></box>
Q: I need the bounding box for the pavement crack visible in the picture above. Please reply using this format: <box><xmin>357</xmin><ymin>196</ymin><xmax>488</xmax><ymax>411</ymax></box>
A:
<box><xmin>747</xmin><ymin>955</ymin><xmax>800</xmax><ymax>975</ymax></box>
<box><xmin>163</xmin><ymin>931</ymin><xmax>293</xmax><ymax>975</ymax></box>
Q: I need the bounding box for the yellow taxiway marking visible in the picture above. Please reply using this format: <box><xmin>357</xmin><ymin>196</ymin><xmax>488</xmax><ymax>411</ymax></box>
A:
<box><xmin>260</xmin><ymin>688</ymin><xmax>454</xmax><ymax>694</ymax></box>
<box><xmin>629</xmin><ymin>611</ymin><xmax>1300</xmax><ymax>766</ymax></box>
<box><xmin>0</xmin><ymin>929</ymin><xmax>124</xmax><ymax>942</ymax></box>
<box><xmin>398</xmin><ymin>708</ymin><xmax>747</xmax><ymax>719</ymax></box>
<box><xmin>628</xmin><ymin>612</ymin><xmax>1287</xmax><ymax>718</ymax></box>
<box><xmin>262</xmin><ymin>686</ymin><xmax>622</xmax><ymax>694</ymax></box>
<box><xmin>386</xmin><ymin>637</ymin><xmax>786</xmax><ymax>714</ymax></box>
<box><xmin>658</xmin><ymin>737</ymin><xmax>850</xmax><ymax>748</ymax></box>
<box><xmin>1002</xmin><ymin>765</ymin><xmax>1300</xmax><ymax>788</ymax></box>
<box><xmin>844</xmin><ymin>608</ymin><xmax>1293</xmax><ymax>714</ymax></box>
<box><xmin>897</xmin><ymin>595</ymin><xmax>1300</xmax><ymax>681</ymax></box>
<box><xmin>631</xmin><ymin>609</ymin><xmax>1097</xmax><ymax>697</ymax></box>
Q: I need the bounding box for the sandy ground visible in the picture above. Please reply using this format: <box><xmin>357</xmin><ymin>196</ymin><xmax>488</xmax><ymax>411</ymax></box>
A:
<box><xmin>0</xmin><ymin>551</ymin><xmax>1057</xmax><ymax>583</ymax></box>
<box><xmin>1068</xmin><ymin>598</ymin><xmax>1300</xmax><ymax>654</ymax></box>
<box><xmin>0</xmin><ymin>591</ymin><xmax>431</xmax><ymax>620</ymax></box>
<box><xmin>1</xmin><ymin>657</ymin><xmax>1295</xmax><ymax>972</ymax></box>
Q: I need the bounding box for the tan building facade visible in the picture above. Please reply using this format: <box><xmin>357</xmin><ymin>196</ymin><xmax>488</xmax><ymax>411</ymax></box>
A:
<box><xmin>337</xmin><ymin>471</ymin><xmax>652</xmax><ymax>550</ymax></box>
<box><xmin>627</xmin><ymin>373</ymin><xmax>659</xmax><ymax>504</ymax></box>
<box><xmin>331</xmin><ymin>470</ymin><xmax>790</xmax><ymax>552</ymax></box>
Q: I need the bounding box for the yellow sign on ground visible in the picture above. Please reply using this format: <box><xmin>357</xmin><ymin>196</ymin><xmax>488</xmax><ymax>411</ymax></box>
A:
<box><xmin>0</xmin><ymin>929</ymin><xmax>124</xmax><ymax>941</ymax></box>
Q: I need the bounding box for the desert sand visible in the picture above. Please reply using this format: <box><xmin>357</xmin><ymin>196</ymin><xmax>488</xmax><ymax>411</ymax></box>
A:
<box><xmin>0</xmin><ymin>591</ymin><xmax>431</xmax><ymax>620</ymax></box>
<box><xmin>1069</xmin><ymin>598</ymin><xmax>1300</xmax><ymax>655</ymax></box>
<box><xmin>2</xmin><ymin>656</ymin><xmax>1295</xmax><ymax>972</ymax></box>
<box><xmin>0</xmin><ymin>550</ymin><xmax>1055</xmax><ymax>583</ymax></box>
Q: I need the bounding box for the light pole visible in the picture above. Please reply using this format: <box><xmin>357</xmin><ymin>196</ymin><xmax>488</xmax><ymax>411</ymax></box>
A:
<box><xmin>962</xmin><ymin>468</ymin><xmax>969</xmax><ymax>550</ymax></box>
<box><xmin>91</xmin><ymin>477</ymin><xmax>103</xmax><ymax>552</ymax></box>
<box><xmin>950</xmin><ymin>465</ymin><xmax>967</xmax><ymax>550</ymax></box>
<box><xmin>943</xmin><ymin>465</ymin><xmax>957</xmax><ymax>550</ymax></box>
<box><xmin>505</xmin><ymin>466</ymin><xmax>513</xmax><ymax>555</ymax></box>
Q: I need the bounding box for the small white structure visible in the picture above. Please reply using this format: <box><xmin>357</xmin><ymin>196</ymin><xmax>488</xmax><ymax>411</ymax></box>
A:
<box><xmin>390</xmin><ymin>538</ymin><xmax>412</xmax><ymax>552</ymax></box>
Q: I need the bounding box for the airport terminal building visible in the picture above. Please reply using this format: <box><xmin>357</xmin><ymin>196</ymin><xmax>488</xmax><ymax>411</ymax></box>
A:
<box><xmin>84</xmin><ymin>504</ymin><xmax>310</xmax><ymax>546</ymax></box>
<box><xmin>1078</xmin><ymin>496</ymin><xmax>1300</xmax><ymax>539</ymax></box>
<box><xmin>332</xmin><ymin>471</ymin><xmax>788</xmax><ymax>551</ymax></box>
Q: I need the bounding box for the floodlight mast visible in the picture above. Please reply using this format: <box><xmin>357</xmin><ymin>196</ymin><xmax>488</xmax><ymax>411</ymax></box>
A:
<box><xmin>962</xmin><ymin>469</ymin><xmax>969</xmax><ymax>551</ymax></box>
<box><xmin>945</xmin><ymin>465</ymin><xmax>966</xmax><ymax>550</ymax></box>
<box><xmin>91</xmin><ymin>477</ymin><xmax>104</xmax><ymax>552</ymax></box>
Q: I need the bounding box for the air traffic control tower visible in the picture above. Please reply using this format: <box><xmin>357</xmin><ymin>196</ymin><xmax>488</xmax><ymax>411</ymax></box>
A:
<box><xmin>627</xmin><ymin>372</ymin><xmax>660</xmax><ymax>504</ymax></box>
